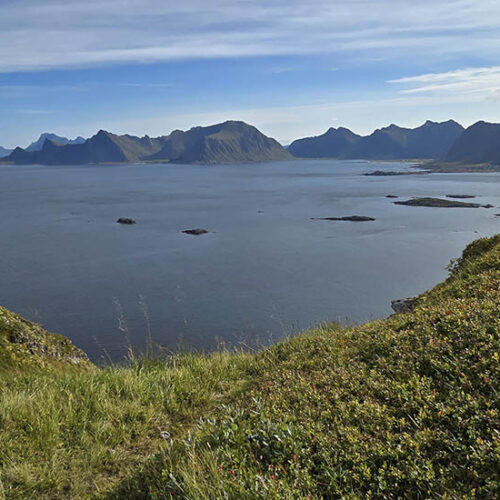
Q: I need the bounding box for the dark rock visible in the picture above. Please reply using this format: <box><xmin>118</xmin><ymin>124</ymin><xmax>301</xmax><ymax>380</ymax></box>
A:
<box><xmin>483</xmin><ymin>204</ymin><xmax>494</xmax><ymax>209</ymax></box>
<box><xmin>117</xmin><ymin>218</ymin><xmax>136</xmax><ymax>224</ymax></box>
<box><xmin>386</xmin><ymin>195</ymin><xmax>399</xmax><ymax>198</ymax></box>
<box><xmin>391</xmin><ymin>298</ymin><xmax>417</xmax><ymax>314</ymax></box>
<box><xmin>182</xmin><ymin>228</ymin><xmax>208</xmax><ymax>235</ymax></box>
<box><xmin>312</xmin><ymin>216</ymin><xmax>376</xmax><ymax>222</ymax></box>
<box><xmin>364</xmin><ymin>170</ymin><xmax>408</xmax><ymax>176</ymax></box>
<box><xmin>394</xmin><ymin>197</ymin><xmax>486</xmax><ymax>208</ymax></box>
<box><xmin>364</xmin><ymin>170</ymin><xmax>428</xmax><ymax>176</ymax></box>
<box><xmin>446</xmin><ymin>194</ymin><xmax>476</xmax><ymax>199</ymax></box>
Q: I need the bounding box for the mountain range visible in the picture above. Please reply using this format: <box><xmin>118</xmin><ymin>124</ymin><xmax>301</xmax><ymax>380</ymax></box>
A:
<box><xmin>2</xmin><ymin>119</ymin><xmax>500</xmax><ymax>166</ymax></box>
<box><xmin>25</xmin><ymin>133</ymin><xmax>86</xmax><ymax>152</ymax></box>
<box><xmin>288</xmin><ymin>120</ymin><xmax>465</xmax><ymax>160</ymax></box>
<box><xmin>4</xmin><ymin>121</ymin><xmax>292</xmax><ymax>165</ymax></box>
<box><xmin>444</xmin><ymin>121</ymin><xmax>500</xmax><ymax>165</ymax></box>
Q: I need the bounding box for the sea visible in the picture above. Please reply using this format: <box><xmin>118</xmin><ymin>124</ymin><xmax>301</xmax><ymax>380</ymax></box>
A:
<box><xmin>1</xmin><ymin>159</ymin><xmax>499</xmax><ymax>362</ymax></box>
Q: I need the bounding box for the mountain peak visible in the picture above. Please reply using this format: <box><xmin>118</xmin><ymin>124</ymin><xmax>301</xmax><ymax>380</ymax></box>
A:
<box><xmin>25</xmin><ymin>133</ymin><xmax>87</xmax><ymax>152</ymax></box>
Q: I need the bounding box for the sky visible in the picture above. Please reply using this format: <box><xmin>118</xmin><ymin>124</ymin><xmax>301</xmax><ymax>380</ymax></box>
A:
<box><xmin>1</xmin><ymin>0</ymin><xmax>500</xmax><ymax>148</ymax></box>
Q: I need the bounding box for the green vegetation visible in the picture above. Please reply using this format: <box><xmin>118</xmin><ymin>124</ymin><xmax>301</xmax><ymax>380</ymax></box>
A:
<box><xmin>1</xmin><ymin>235</ymin><xmax>499</xmax><ymax>498</ymax></box>
<box><xmin>0</xmin><ymin>306</ymin><xmax>92</xmax><ymax>373</ymax></box>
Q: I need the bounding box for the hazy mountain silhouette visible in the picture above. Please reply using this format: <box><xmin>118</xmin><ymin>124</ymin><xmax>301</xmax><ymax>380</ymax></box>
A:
<box><xmin>25</xmin><ymin>133</ymin><xmax>86</xmax><ymax>152</ymax></box>
<box><xmin>287</xmin><ymin>127</ymin><xmax>361</xmax><ymax>158</ymax></box>
<box><xmin>289</xmin><ymin>120</ymin><xmax>464</xmax><ymax>160</ymax></box>
<box><xmin>445</xmin><ymin>121</ymin><xmax>500</xmax><ymax>165</ymax></box>
<box><xmin>0</xmin><ymin>146</ymin><xmax>12</xmax><ymax>158</ymax></box>
<box><xmin>7</xmin><ymin>130</ymin><xmax>170</xmax><ymax>165</ymax></box>
<box><xmin>5</xmin><ymin>121</ymin><xmax>291</xmax><ymax>165</ymax></box>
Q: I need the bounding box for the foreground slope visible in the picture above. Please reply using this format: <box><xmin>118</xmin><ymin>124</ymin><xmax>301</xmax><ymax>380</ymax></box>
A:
<box><xmin>1</xmin><ymin>235</ymin><xmax>499</xmax><ymax>498</ymax></box>
<box><xmin>0</xmin><ymin>306</ymin><xmax>92</xmax><ymax>372</ymax></box>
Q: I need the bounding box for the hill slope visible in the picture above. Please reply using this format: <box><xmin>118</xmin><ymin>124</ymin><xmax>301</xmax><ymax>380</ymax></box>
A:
<box><xmin>1</xmin><ymin>235</ymin><xmax>499</xmax><ymax>497</ymax></box>
<box><xmin>147</xmin><ymin>121</ymin><xmax>292</xmax><ymax>164</ymax></box>
<box><xmin>445</xmin><ymin>121</ymin><xmax>500</xmax><ymax>165</ymax></box>
<box><xmin>0</xmin><ymin>306</ymin><xmax>92</xmax><ymax>372</ymax></box>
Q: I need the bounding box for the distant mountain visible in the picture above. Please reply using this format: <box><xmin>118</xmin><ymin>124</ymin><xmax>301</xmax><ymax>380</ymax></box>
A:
<box><xmin>0</xmin><ymin>146</ymin><xmax>13</xmax><ymax>158</ymax></box>
<box><xmin>445</xmin><ymin>121</ymin><xmax>500</xmax><ymax>165</ymax></box>
<box><xmin>146</xmin><ymin>121</ymin><xmax>292</xmax><ymax>164</ymax></box>
<box><xmin>4</xmin><ymin>121</ymin><xmax>291</xmax><ymax>165</ymax></box>
<box><xmin>7</xmin><ymin>130</ymin><xmax>169</xmax><ymax>165</ymax></box>
<box><xmin>25</xmin><ymin>133</ymin><xmax>86</xmax><ymax>152</ymax></box>
<box><xmin>287</xmin><ymin>127</ymin><xmax>361</xmax><ymax>158</ymax></box>
<box><xmin>350</xmin><ymin>120</ymin><xmax>464</xmax><ymax>160</ymax></box>
<box><xmin>288</xmin><ymin>120</ymin><xmax>464</xmax><ymax>160</ymax></box>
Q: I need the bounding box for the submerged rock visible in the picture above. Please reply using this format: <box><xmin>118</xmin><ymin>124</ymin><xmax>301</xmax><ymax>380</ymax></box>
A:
<box><xmin>312</xmin><ymin>216</ymin><xmax>376</xmax><ymax>222</ymax></box>
<box><xmin>394</xmin><ymin>197</ymin><xmax>487</xmax><ymax>208</ymax></box>
<box><xmin>117</xmin><ymin>218</ymin><xmax>136</xmax><ymax>224</ymax></box>
<box><xmin>182</xmin><ymin>228</ymin><xmax>209</xmax><ymax>235</ymax></box>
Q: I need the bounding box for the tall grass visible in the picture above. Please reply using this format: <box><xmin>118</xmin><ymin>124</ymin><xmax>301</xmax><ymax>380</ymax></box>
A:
<box><xmin>0</xmin><ymin>352</ymin><xmax>256</xmax><ymax>498</ymax></box>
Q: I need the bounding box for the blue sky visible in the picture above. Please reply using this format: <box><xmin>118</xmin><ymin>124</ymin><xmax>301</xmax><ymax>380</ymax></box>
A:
<box><xmin>1</xmin><ymin>0</ymin><xmax>500</xmax><ymax>147</ymax></box>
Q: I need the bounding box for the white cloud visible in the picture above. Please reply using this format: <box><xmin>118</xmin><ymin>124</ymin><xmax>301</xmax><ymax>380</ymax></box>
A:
<box><xmin>1</xmin><ymin>0</ymin><xmax>500</xmax><ymax>72</ymax></box>
<box><xmin>389</xmin><ymin>66</ymin><xmax>500</xmax><ymax>101</ymax></box>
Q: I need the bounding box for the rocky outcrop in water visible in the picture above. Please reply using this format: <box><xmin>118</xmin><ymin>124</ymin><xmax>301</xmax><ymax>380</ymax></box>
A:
<box><xmin>182</xmin><ymin>228</ymin><xmax>209</xmax><ymax>235</ymax></box>
<box><xmin>394</xmin><ymin>198</ymin><xmax>489</xmax><ymax>208</ymax></box>
<box><xmin>312</xmin><ymin>216</ymin><xmax>376</xmax><ymax>222</ymax></box>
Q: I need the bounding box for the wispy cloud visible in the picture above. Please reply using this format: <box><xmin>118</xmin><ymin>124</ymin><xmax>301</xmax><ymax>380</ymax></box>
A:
<box><xmin>389</xmin><ymin>66</ymin><xmax>500</xmax><ymax>101</ymax></box>
<box><xmin>1</xmin><ymin>0</ymin><xmax>500</xmax><ymax>72</ymax></box>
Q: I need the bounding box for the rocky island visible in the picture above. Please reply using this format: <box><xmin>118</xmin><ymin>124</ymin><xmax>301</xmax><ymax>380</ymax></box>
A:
<box><xmin>312</xmin><ymin>216</ymin><xmax>376</xmax><ymax>221</ymax></box>
<box><xmin>394</xmin><ymin>197</ymin><xmax>492</xmax><ymax>208</ymax></box>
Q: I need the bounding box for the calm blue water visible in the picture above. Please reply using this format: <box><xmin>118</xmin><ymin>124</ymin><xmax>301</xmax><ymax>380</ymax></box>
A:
<box><xmin>0</xmin><ymin>160</ymin><xmax>499</xmax><ymax>362</ymax></box>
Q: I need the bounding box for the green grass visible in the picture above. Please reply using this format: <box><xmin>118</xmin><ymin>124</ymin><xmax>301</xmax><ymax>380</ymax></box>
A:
<box><xmin>1</xmin><ymin>235</ymin><xmax>499</xmax><ymax>498</ymax></box>
<box><xmin>0</xmin><ymin>353</ymin><xmax>256</xmax><ymax>498</ymax></box>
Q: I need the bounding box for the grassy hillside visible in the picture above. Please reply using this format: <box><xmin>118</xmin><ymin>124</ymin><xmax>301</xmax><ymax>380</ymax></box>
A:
<box><xmin>0</xmin><ymin>306</ymin><xmax>92</xmax><ymax>373</ymax></box>
<box><xmin>1</xmin><ymin>235</ymin><xmax>499</xmax><ymax>498</ymax></box>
